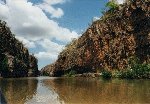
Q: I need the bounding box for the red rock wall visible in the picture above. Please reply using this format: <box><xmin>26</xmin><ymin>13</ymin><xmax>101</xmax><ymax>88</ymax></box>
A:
<box><xmin>42</xmin><ymin>0</ymin><xmax>150</xmax><ymax>76</ymax></box>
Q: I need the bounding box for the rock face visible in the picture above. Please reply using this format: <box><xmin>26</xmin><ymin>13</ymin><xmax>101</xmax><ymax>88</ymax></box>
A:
<box><xmin>41</xmin><ymin>64</ymin><xmax>55</xmax><ymax>76</ymax></box>
<box><xmin>0</xmin><ymin>20</ymin><xmax>38</xmax><ymax>78</ymax></box>
<box><xmin>41</xmin><ymin>0</ymin><xmax>150</xmax><ymax>77</ymax></box>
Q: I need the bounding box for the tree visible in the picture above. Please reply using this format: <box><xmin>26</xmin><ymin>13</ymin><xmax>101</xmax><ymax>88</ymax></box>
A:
<box><xmin>106</xmin><ymin>0</ymin><xmax>119</xmax><ymax>10</ymax></box>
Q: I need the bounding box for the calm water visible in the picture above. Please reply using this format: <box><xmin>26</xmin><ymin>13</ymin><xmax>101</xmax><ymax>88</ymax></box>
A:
<box><xmin>0</xmin><ymin>77</ymin><xmax>150</xmax><ymax>104</ymax></box>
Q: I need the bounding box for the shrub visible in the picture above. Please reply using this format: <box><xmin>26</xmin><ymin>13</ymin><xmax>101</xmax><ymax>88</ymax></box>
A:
<box><xmin>118</xmin><ymin>63</ymin><xmax>150</xmax><ymax>79</ymax></box>
<box><xmin>65</xmin><ymin>70</ymin><xmax>77</xmax><ymax>77</ymax></box>
<box><xmin>102</xmin><ymin>70</ymin><xmax>112</xmax><ymax>79</ymax></box>
<box><xmin>112</xmin><ymin>56</ymin><xmax>150</xmax><ymax>79</ymax></box>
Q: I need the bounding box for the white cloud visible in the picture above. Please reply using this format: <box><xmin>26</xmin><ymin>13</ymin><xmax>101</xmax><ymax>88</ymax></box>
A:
<box><xmin>38</xmin><ymin>39</ymin><xmax>64</xmax><ymax>54</ymax></box>
<box><xmin>39</xmin><ymin>0</ymin><xmax>66</xmax><ymax>18</ymax></box>
<box><xmin>16</xmin><ymin>36</ymin><xmax>36</xmax><ymax>48</ymax></box>
<box><xmin>38</xmin><ymin>3</ymin><xmax>64</xmax><ymax>18</ymax></box>
<box><xmin>0</xmin><ymin>0</ymin><xmax>6</xmax><ymax>4</ymax></box>
<box><xmin>43</xmin><ymin>0</ymin><xmax>66</xmax><ymax>5</ymax></box>
<box><xmin>0</xmin><ymin>0</ymin><xmax>78</xmax><ymax>69</ymax></box>
<box><xmin>35</xmin><ymin>39</ymin><xmax>64</xmax><ymax>63</ymax></box>
<box><xmin>35</xmin><ymin>52</ymin><xmax>57</xmax><ymax>60</ymax></box>
<box><xmin>1</xmin><ymin>0</ymin><xmax>78</xmax><ymax>42</ymax></box>
<box><xmin>93</xmin><ymin>16</ymin><xmax>100</xmax><ymax>22</ymax></box>
<box><xmin>0</xmin><ymin>3</ymin><xmax>9</xmax><ymax>20</ymax></box>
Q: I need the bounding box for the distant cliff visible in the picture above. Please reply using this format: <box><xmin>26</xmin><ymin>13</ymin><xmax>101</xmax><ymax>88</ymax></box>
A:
<box><xmin>41</xmin><ymin>0</ymin><xmax>150</xmax><ymax>77</ymax></box>
<box><xmin>0</xmin><ymin>20</ymin><xmax>39</xmax><ymax>78</ymax></box>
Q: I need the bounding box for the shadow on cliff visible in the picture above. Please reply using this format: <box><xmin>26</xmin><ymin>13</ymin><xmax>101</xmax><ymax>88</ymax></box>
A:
<box><xmin>132</xmin><ymin>7</ymin><xmax>150</xmax><ymax>63</ymax></box>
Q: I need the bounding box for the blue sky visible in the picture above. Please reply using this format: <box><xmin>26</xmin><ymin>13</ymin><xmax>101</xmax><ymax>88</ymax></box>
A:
<box><xmin>0</xmin><ymin>0</ymin><xmax>111</xmax><ymax>69</ymax></box>
<box><xmin>56</xmin><ymin>0</ymin><xmax>108</xmax><ymax>32</ymax></box>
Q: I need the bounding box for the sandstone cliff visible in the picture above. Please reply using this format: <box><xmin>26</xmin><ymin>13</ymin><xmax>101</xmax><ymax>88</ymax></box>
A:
<box><xmin>0</xmin><ymin>20</ymin><xmax>39</xmax><ymax>78</ymax></box>
<box><xmin>41</xmin><ymin>0</ymin><xmax>150</xmax><ymax>77</ymax></box>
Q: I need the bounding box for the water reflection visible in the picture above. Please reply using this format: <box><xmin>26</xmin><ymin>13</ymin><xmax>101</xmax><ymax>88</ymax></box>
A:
<box><xmin>25</xmin><ymin>77</ymin><xmax>64</xmax><ymax>104</ymax></box>
<box><xmin>0</xmin><ymin>77</ymin><xmax>149</xmax><ymax>104</ymax></box>
<box><xmin>0</xmin><ymin>78</ymin><xmax>38</xmax><ymax>104</ymax></box>
<box><xmin>0</xmin><ymin>88</ymin><xmax>7</xmax><ymax>104</ymax></box>
<box><xmin>0</xmin><ymin>77</ymin><xmax>65</xmax><ymax>104</ymax></box>
<box><xmin>43</xmin><ymin>78</ymin><xmax>150</xmax><ymax>104</ymax></box>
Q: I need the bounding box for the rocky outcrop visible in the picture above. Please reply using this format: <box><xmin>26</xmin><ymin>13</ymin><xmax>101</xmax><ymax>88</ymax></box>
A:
<box><xmin>42</xmin><ymin>0</ymin><xmax>150</xmax><ymax>77</ymax></box>
<box><xmin>40</xmin><ymin>64</ymin><xmax>55</xmax><ymax>76</ymax></box>
<box><xmin>0</xmin><ymin>20</ymin><xmax>38</xmax><ymax>78</ymax></box>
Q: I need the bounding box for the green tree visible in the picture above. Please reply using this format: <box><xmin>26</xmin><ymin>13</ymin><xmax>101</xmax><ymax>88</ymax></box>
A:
<box><xmin>106</xmin><ymin>0</ymin><xmax>119</xmax><ymax>10</ymax></box>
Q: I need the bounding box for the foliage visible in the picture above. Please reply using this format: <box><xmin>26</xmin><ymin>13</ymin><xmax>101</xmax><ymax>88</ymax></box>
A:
<box><xmin>106</xmin><ymin>1</ymin><xmax>119</xmax><ymax>11</ymax></box>
<box><xmin>100</xmin><ymin>1</ymin><xmax>119</xmax><ymax>21</ymax></box>
<box><xmin>65</xmin><ymin>70</ymin><xmax>77</xmax><ymax>77</ymax></box>
<box><xmin>102</xmin><ymin>56</ymin><xmax>150</xmax><ymax>79</ymax></box>
<box><xmin>115</xmin><ymin>57</ymin><xmax>150</xmax><ymax>79</ymax></box>
<box><xmin>119</xmin><ymin>63</ymin><xmax>150</xmax><ymax>79</ymax></box>
<box><xmin>102</xmin><ymin>70</ymin><xmax>112</xmax><ymax>79</ymax></box>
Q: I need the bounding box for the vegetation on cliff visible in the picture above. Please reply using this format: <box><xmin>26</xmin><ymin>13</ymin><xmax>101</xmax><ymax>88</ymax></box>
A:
<box><xmin>0</xmin><ymin>20</ymin><xmax>39</xmax><ymax>78</ymax></box>
<box><xmin>41</xmin><ymin>0</ymin><xmax>150</xmax><ymax>78</ymax></box>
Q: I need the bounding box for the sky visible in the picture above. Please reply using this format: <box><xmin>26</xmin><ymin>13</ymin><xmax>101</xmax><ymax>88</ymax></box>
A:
<box><xmin>0</xmin><ymin>0</ymin><xmax>124</xmax><ymax>69</ymax></box>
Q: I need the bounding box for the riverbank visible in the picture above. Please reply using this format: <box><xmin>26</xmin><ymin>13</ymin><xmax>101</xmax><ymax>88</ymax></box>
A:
<box><xmin>41</xmin><ymin>56</ymin><xmax>150</xmax><ymax>79</ymax></box>
<box><xmin>62</xmin><ymin>72</ymin><xmax>150</xmax><ymax>79</ymax></box>
<box><xmin>62</xmin><ymin>63</ymin><xmax>150</xmax><ymax>79</ymax></box>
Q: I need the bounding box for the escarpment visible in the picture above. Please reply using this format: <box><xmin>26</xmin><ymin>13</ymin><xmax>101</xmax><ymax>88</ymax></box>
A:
<box><xmin>41</xmin><ymin>0</ymin><xmax>150</xmax><ymax>77</ymax></box>
<box><xmin>0</xmin><ymin>20</ymin><xmax>38</xmax><ymax>78</ymax></box>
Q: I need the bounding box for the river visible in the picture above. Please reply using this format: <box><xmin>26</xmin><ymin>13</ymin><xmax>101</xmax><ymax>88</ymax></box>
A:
<box><xmin>0</xmin><ymin>77</ymin><xmax>149</xmax><ymax>104</ymax></box>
